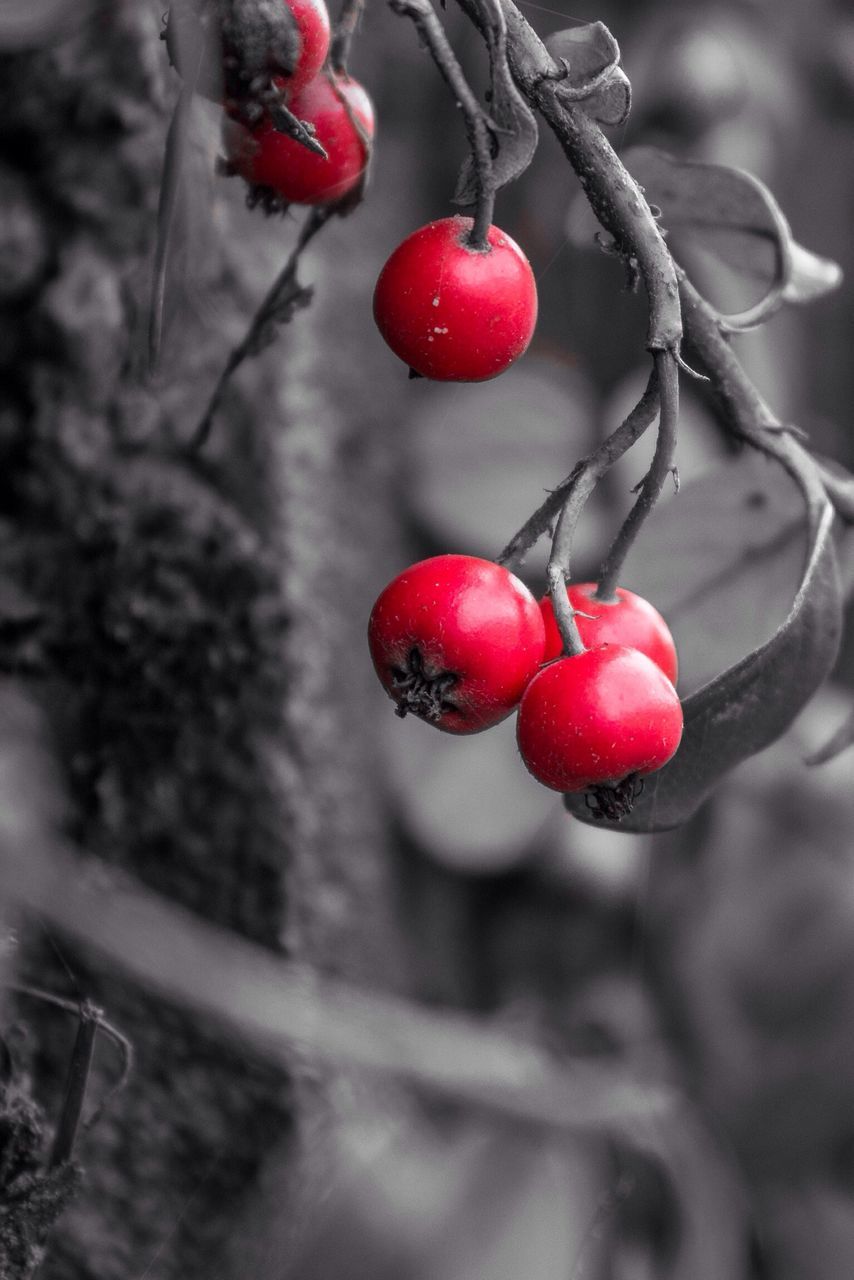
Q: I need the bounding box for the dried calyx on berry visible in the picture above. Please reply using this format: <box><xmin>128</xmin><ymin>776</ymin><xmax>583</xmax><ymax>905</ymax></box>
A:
<box><xmin>368</xmin><ymin>555</ymin><xmax>546</xmax><ymax>735</ymax></box>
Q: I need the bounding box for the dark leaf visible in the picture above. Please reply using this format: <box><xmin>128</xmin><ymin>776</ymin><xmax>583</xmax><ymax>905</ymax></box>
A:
<box><xmin>453</xmin><ymin>0</ymin><xmax>538</xmax><ymax>204</ymax></box>
<box><xmin>546</xmin><ymin>21</ymin><xmax>631</xmax><ymax>126</ymax></box>
<box><xmin>566</xmin><ymin>449</ymin><xmax>843</xmax><ymax>831</ymax></box>
<box><xmin>623</xmin><ymin>146</ymin><xmax>843</xmax><ymax>327</ymax></box>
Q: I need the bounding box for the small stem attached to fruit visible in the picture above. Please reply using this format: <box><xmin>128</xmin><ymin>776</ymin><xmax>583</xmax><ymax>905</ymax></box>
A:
<box><xmin>497</xmin><ymin>366</ymin><xmax>660</xmax><ymax>570</ymax></box>
<box><xmin>596</xmin><ymin>351</ymin><xmax>679</xmax><ymax>601</ymax></box>
<box><xmin>389</xmin><ymin>0</ymin><xmax>495</xmax><ymax>250</ymax></box>
<box><xmin>330</xmin><ymin>0</ymin><xmax>366</xmax><ymax>74</ymax></box>
<box><xmin>545</xmin><ymin>367</ymin><xmax>663</xmax><ymax>655</ymax></box>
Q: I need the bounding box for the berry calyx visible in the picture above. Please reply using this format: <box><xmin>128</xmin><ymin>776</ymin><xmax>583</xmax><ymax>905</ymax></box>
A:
<box><xmin>372</xmin><ymin>216</ymin><xmax>538</xmax><ymax>382</ymax></box>
<box><xmin>540</xmin><ymin>583</ymin><xmax>678</xmax><ymax>683</ymax></box>
<box><xmin>225</xmin><ymin>71</ymin><xmax>374</xmax><ymax>206</ymax></box>
<box><xmin>368</xmin><ymin>554</ymin><xmax>546</xmax><ymax>734</ymax></box>
<box><xmin>516</xmin><ymin>645</ymin><xmax>683</xmax><ymax>802</ymax></box>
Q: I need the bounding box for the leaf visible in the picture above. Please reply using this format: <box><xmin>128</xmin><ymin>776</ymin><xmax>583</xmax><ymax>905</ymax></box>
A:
<box><xmin>164</xmin><ymin>0</ymin><xmax>225</xmax><ymax>103</ymax></box>
<box><xmin>546</xmin><ymin>21</ymin><xmax>631</xmax><ymax>126</ymax></box>
<box><xmin>453</xmin><ymin>0</ymin><xmax>538</xmax><ymax>205</ymax></box>
<box><xmin>622</xmin><ymin>147</ymin><xmax>843</xmax><ymax>327</ymax></box>
<box><xmin>805</xmin><ymin>703</ymin><xmax>854</xmax><ymax>767</ymax></box>
<box><xmin>565</xmin><ymin>448</ymin><xmax>843</xmax><ymax>832</ymax></box>
<box><xmin>782</xmin><ymin>239</ymin><xmax>844</xmax><ymax>305</ymax></box>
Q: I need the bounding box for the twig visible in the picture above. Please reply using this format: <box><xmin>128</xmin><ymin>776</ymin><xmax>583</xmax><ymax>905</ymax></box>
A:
<box><xmin>497</xmin><ymin>367</ymin><xmax>660</xmax><ymax>572</ymax></box>
<box><xmin>49</xmin><ymin>1000</ymin><xmax>99</xmax><ymax>1168</ymax></box>
<box><xmin>9</xmin><ymin>982</ymin><xmax>133</xmax><ymax>1149</ymax></box>
<box><xmin>149</xmin><ymin>85</ymin><xmax>195</xmax><ymax>370</ymax></box>
<box><xmin>596</xmin><ymin>350</ymin><xmax>679</xmax><ymax>600</ymax></box>
<box><xmin>390</xmin><ymin>0</ymin><xmax>495</xmax><ymax>246</ymax></box>
<box><xmin>189</xmin><ymin>205</ymin><xmax>334</xmax><ymax>451</ymax></box>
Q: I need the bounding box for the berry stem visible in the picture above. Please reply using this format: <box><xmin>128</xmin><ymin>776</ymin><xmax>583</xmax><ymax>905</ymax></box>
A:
<box><xmin>388</xmin><ymin>0</ymin><xmax>495</xmax><ymax>250</ymax></box>
<box><xmin>330</xmin><ymin>0</ymin><xmax>366</xmax><ymax>75</ymax></box>
<box><xmin>596</xmin><ymin>350</ymin><xmax>679</xmax><ymax>601</ymax></box>
<box><xmin>497</xmin><ymin>366</ymin><xmax>660</xmax><ymax>571</ymax></box>
<box><xmin>545</xmin><ymin>366</ymin><xmax>662</xmax><ymax>655</ymax></box>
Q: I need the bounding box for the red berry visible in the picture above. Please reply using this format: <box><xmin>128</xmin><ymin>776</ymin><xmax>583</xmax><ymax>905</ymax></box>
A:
<box><xmin>372</xmin><ymin>216</ymin><xmax>538</xmax><ymax>382</ymax></box>
<box><xmin>275</xmin><ymin>0</ymin><xmax>331</xmax><ymax>98</ymax></box>
<box><xmin>540</xmin><ymin>583</ymin><xmax>678</xmax><ymax>683</ymax></box>
<box><xmin>226</xmin><ymin>72</ymin><xmax>374</xmax><ymax>206</ymax></box>
<box><xmin>368</xmin><ymin>554</ymin><xmax>546</xmax><ymax>734</ymax></box>
<box><xmin>516</xmin><ymin>645</ymin><xmax>683</xmax><ymax>799</ymax></box>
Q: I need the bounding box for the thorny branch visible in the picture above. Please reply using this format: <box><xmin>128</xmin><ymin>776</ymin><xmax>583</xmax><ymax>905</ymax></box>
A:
<box><xmin>189</xmin><ymin>205</ymin><xmax>335</xmax><ymax>450</ymax></box>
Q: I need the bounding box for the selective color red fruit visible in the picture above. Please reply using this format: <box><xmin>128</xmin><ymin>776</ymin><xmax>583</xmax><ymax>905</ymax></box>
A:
<box><xmin>540</xmin><ymin>583</ymin><xmax>678</xmax><ymax>683</ymax></box>
<box><xmin>516</xmin><ymin>645</ymin><xmax>683</xmax><ymax>799</ymax></box>
<box><xmin>368</xmin><ymin>554</ymin><xmax>546</xmax><ymax>734</ymax></box>
<box><xmin>372</xmin><ymin>216</ymin><xmax>538</xmax><ymax>382</ymax></box>
<box><xmin>276</xmin><ymin>0</ymin><xmax>331</xmax><ymax>98</ymax></box>
<box><xmin>226</xmin><ymin>72</ymin><xmax>373</xmax><ymax>205</ymax></box>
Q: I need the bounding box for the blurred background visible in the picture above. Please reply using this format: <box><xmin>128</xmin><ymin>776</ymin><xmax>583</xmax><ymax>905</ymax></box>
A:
<box><xmin>0</xmin><ymin>0</ymin><xmax>853</xmax><ymax>1275</ymax></box>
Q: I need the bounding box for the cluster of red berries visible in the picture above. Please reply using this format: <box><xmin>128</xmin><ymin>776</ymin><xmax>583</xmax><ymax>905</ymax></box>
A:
<box><xmin>368</xmin><ymin>555</ymin><xmax>683</xmax><ymax>818</ymax></box>
<box><xmin>224</xmin><ymin>0</ymin><xmax>375</xmax><ymax>206</ymax></box>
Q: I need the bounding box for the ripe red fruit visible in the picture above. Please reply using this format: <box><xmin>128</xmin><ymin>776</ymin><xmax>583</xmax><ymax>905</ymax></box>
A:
<box><xmin>540</xmin><ymin>583</ymin><xmax>678</xmax><ymax>683</ymax></box>
<box><xmin>226</xmin><ymin>72</ymin><xmax>374</xmax><ymax>205</ymax></box>
<box><xmin>372</xmin><ymin>216</ymin><xmax>538</xmax><ymax>382</ymax></box>
<box><xmin>368</xmin><ymin>554</ymin><xmax>546</xmax><ymax>734</ymax></box>
<box><xmin>275</xmin><ymin>0</ymin><xmax>331</xmax><ymax>99</ymax></box>
<box><xmin>516</xmin><ymin>645</ymin><xmax>683</xmax><ymax>809</ymax></box>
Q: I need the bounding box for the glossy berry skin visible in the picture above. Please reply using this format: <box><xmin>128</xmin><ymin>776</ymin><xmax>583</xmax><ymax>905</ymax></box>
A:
<box><xmin>275</xmin><ymin>0</ymin><xmax>331</xmax><ymax>99</ymax></box>
<box><xmin>540</xmin><ymin>583</ymin><xmax>678</xmax><ymax>684</ymax></box>
<box><xmin>227</xmin><ymin>73</ymin><xmax>373</xmax><ymax>205</ymax></box>
<box><xmin>372</xmin><ymin>216</ymin><xmax>538</xmax><ymax>382</ymax></box>
<box><xmin>368</xmin><ymin>555</ymin><xmax>546</xmax><ymax>734</ymax></box>
<box><xmin>516</xmin><ymin>645</ymin><xmax>683</xmax><ymax>793</ymax></box>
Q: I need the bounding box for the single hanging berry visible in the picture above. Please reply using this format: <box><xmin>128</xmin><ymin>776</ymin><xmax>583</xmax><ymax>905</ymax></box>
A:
<box><xmin>372</xmin><ymin>216</ymin><xmax>538</xmax><ymax>381</ymax></box>
<box><xmin>368</xmin><ymin>554</ymin><xmax>546</xmax><ymax>734</ymax></box>
<box><xmin>516</xmin><ymin>644</ymin><xmax>683</xmax><ymax>817</ymax></box>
